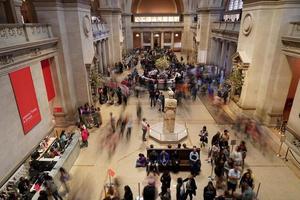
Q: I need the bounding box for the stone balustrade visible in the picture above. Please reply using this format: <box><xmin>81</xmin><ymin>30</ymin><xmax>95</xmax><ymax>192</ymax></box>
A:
<box><xmin>288</xmin><ymin>22</ymin><xmax>300</xmax><ymax>38</ymax></box>
<box><xmin>0</xmin><ymin>24</ymin><xmax>54</xmax><ymax>49</ymax></box>
<box><xmin>211</xmin><ymin>21</ymin><xmax>240</xmax><ymax>33</ymax></box>
<box><xmin>92</xmin><ymin>22</ymin><xmax>109</xmax><ymax>41</ymax></box>
<box><xmin>281</xmin><ymin>22</ymin><xmax>300</xmax><ymax>56</ymax></box>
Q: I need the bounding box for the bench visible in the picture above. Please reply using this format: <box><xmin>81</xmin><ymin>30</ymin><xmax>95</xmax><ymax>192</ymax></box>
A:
<box><xmin>146</xmin><ymin>148</ymin><xmax>200</xmax><ymax>171</ymax></box>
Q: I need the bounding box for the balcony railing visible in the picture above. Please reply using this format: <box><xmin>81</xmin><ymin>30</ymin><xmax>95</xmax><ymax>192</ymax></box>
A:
<box><xmin>281</xmin><ymin>22</ymin><xmax>300</xmax><ymax>56</ymax></box>
<box><xmin>287</xmin><ymin>22</ymin><xmax>300</xmax><ymax>38</ymax></box>
<box><xmin>92</xmin><ymin>22</ymin><xmax>109</xmax><ymax>41</ymax></box>
<box><xmin>0</xmin><ymin>24</ymin><xmax>54</xmax><ymax>49</ymax></box>
<box><xmin>211</xmin><ymin>21</ymin><xmax>240</xmax><ymax>34</ymax></box>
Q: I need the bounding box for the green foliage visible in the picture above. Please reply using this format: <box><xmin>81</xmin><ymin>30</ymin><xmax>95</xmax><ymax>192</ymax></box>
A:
<box><xmin>229</xmin><ymin>68</ymin><xmax>243</xmax><ymax>96</ymax></box>
<box><xmin>155</xmin><ymin>56</ymin><xmax>170</xmax><ymax>71</ymax></box>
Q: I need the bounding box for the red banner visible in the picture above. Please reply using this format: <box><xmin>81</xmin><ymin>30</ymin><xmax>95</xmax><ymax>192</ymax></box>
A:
<box><xmin>9</xmin><ymin>67</ymin><xmax>41</xmax><ymax>134</ymax></box>
<box><xmin>41</xmin><ymin>59</ymin><xmax>55</xmax><ymax>101</ymax></box>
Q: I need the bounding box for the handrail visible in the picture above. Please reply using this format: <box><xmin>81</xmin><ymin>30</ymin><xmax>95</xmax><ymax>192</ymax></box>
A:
<box><xmin>288</xmin><ymin>149</ymin><xmax>300</xmax><ymax>166</ymax></box>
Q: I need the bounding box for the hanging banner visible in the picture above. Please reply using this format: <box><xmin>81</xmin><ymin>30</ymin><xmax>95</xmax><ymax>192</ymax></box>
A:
<box><xmin>41</xmin><ymin>59</ymin><xmax>55</xmax><ymax>101</ymax></box>
<box><xmin>9</xmin><ymin>67</ymin><xmax>41</xmax><ymax>134</ymax></box>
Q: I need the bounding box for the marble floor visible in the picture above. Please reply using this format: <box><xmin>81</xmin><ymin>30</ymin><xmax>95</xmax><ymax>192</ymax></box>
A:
<box><xmin>65</xmin><ymin>93</ymin><xmax>300</xmax><ymax>200</ymax></box>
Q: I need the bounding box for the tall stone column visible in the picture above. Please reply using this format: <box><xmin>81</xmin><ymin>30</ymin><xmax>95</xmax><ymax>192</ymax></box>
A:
<box><xmin>13</xmin><ymin>0</ymin><xmax>23</xmax><ymax>23</ymax></box>
<box><xmin>219</xmin><ymin>40</ymin><xmax>226</xmax><ymax>68</ymax></box>
<box><xmin>171</xmin><ymin>32</ymin><xmax>174</xmax><ymax>49</ymax></box>
<box><xmin>101</xmin><ymin>40</ymin><xmax>107</xmax><ymax>74</ymax></box>
<box><xmin>32</xmin><ymin>0</ymin><xmax>94</xmax><ymax>122</ymax></box>
<box><xmin>97</xmin><ymin>41</ymin><xmax>104</xmax><ymax>74</ymax></box>
<box><xmin>161</xmin><ymin>32</ymin><xmax>164</xmax><ymax>48</ymax></box>
<box><xmin>141</xmin><ymin>32</ymin><xmax>144</xmax><ymax>48</ymax></box>
<box><xmin>98</xmin><ymin>7</ymin><xmax>122</xmax><ymax>64</ymax></box>
<box><xmin>197</xmin><ymin>0</ymin><xmax>224</xmax><ymax>64</ymax></box>
<box><xmin>151</xmin><ymin>32</ymin><xmax>154</xmax><ymax>49</ymax></box>
<box><xmin>105</xmin><ymin>39</ymin><xmax>111</xmax><ymax>67</ymax></box>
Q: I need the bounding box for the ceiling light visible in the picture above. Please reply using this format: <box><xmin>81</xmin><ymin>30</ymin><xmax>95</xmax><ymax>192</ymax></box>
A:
<box><xmin>175</xmin><ymin>33</ymin><xmax>179</xmax><ymax>37</ymax></box>
<box><xmin>154</xmin><ymin>34</ymin><xmax>159</xmax><ymax>37</ymax></box>
<box><xmin>136</xmin><ymin>33</ymin><xmax>140</xmax><ymax>37</ymax></box>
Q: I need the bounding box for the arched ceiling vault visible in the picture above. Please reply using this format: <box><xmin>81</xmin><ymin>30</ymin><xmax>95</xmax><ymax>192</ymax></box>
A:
<box><xmin>131</xmin><ymin>0</ymin><xmax>184</xmax><ymax>14</ymax></box>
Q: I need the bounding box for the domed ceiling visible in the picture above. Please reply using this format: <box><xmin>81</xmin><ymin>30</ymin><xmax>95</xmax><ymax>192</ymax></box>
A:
<box><xmin>132</xmin><ymin>0</ymin><xmax>183</xmax><ymax>14</ymax></box>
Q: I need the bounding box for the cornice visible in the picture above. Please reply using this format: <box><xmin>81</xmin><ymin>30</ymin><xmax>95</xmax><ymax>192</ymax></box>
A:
<box><xmin>0</xmin><ymin>38</ymin><xmax>58</xmax><ymax>55</ymax></box>
<box><xmin>197</xmin><ymin>7</ymin><xmax>224</xmax><ymax>14</ymax></box>
<box><xmin>243</xmin><ymin>0</ymin><xmax>300</xmax><ymax>8</ymax></box>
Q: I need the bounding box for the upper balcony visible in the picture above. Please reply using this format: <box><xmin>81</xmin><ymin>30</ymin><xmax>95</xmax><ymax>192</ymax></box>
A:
<box><xmin>210</xmin><ymin>21</ymin><xmax>240</xmax><ymax>41</ymax></box>
<box><xmin>282</xmin><ymin>22</ymin><xmax>300</xmax><ymax>56</ymax></box>
<box><xmin>131</xmin><ymin>14</ymin><xmax>184</xmax><ymax>29</ymax></box>
<box><xmin>0</xmin><ymin>23</ymin><xmax>57</xmax><ymax>51</ymax></box>
<box><xmin>91</xmin><ymin>17</ymin><xmax>110</xmax><ymax>41</ymax></box>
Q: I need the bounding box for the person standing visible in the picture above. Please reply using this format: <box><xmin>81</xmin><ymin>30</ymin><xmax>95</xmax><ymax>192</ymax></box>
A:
<box><xmin>183</xmin><ymin>175</ymin><xmax>197</xmax><ymax>200</ymax></box>
<box><xmin>110</xmin><ymin>112</ymin><xmax>116</xmax><ymax>133</ymax></box>
<box><xmin>199</xmin><ymin>126</ymin><xmax>208</xmax><ymax>148</ymax></box>
<box><xmin>59</xmin><ymin>167</ymin><xmax>70</xmax><ymax>194</ymax></box>
<box><xmin>176</xmin><ymin>178</ymin><xmax>185</xmax><ymax>200</ymax></box>
<box><xmin>44</xmin><ymin>175</ymin><xmax>63</xmax><ymax>200</ymax></box>
<box><xmin>227</xmin><ymin>165</ymin><xmax>241</xmax><ymax>195</ymax></box>
<box><xmin>160</xmin><ymin>171</ymin><xmax>171</xmax><ymax>196</ymax></box>
<box><xmin>136</xmin><ymin>101</ymin><xmax>142</xmax><ymax>122</ymax></box>
<box><xmin>81</xmin><ymin>127</ymin><xmax>89</xmax><ymax>148</ymax></box>
<box><xmin>126</xmin><ymin>117</ymin><xmax>133</xmax><ymax>140</ymax></box>
<box><xmin>141</xmin><ymin>118</ymin><xmax>149</xmax><ymax>141</ymax></box>
<box><xmin>123</xmin><ymin>185</ymin><xmax>133</xmax><ymax>200</ymax></box>
<box><xmin>203</xmin><ymin>181</ymin><xmax>216</xmax><ymax>200</ymax></box>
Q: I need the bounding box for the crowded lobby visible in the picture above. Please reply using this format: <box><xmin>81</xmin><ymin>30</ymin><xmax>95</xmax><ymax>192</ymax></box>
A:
<box><xmin>1</xmin><ymin>0</ymin><xmax>300</xmax><ymax>200</ymax></box>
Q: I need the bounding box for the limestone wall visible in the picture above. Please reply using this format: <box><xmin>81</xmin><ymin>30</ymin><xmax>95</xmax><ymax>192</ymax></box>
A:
<box><xmin>0</xmin><ymin>60</ymin><xmax>54</xmax><ymax>185</ymax></box>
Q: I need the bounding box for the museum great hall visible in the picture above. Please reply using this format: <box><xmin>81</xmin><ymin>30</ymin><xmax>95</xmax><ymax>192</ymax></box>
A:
<box><xmin>0</xmin><ymin>0</ymin><xmax>300</xmax><ymax>200</ymax></box>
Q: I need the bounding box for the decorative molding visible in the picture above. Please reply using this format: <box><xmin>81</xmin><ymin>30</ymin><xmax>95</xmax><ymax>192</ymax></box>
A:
<box><xmin>30</xmin><ymin>48</ymin><xmax>42</xmax><ymax>57</ymax></box>
<box><xmin>83</xmin><ymin>15</ymin><xmax>91</xmax><ymax>37</ymax></box>
<box><xmin>0</xmin><ymin>55</ymin><xmax>14</xmax><ymax>65</ymax></box>
<box><xmin>242</xmin><ymin>13</ymin><xmax>253</xmax><ymax>36</ymax></box>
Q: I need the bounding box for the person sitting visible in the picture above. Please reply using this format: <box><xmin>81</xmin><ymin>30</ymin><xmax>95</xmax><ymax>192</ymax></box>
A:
<box><xmin>189</xmin><ymin>146</ymin><xmax>200</xmax><ymax>176</ymax></box>
<box><xmin>136</xmin><ymin>153</ymin><xmax>147</xmax><ymax>167</ymax></box>
<box><xmin>159</xmin><ymin>150</ymin><xmax>170</xmax><ymax>170</ymax></box>
<box><xmin>147</xmin><ymin>146</ymin><xmax>159</xmax><ymax>175</ymax></box>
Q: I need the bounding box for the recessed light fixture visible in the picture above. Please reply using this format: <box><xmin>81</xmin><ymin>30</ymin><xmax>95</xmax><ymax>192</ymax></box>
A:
<box><xmin>136</xmin><ymin>33</ymin><xmax>140</xmax><ymax>37</ymax></box>
<box><xmin>155</xmin><ymin>33</ymin><xmax>159</xmax><ymax>37</ymax></box>
<box><xmin>175</xmin><ymin>33</ymin><xmax>179</xmax><ymax>37</ymax></box>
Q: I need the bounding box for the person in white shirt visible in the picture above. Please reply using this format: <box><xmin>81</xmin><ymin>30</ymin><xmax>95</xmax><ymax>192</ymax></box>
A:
<box><xmin>189</xmin><ymin>146</ymin><xmax>200</xmax><ymax>175</ymax></box>
<box><xmin>227</xmin><ymin>165</ymin><xmax>241</xmax><ymax>194</ymax></box>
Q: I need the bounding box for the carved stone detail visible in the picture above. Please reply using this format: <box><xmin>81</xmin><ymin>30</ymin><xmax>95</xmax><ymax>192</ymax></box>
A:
<box><xmin>242</xmin><ymin>13</ymin><xmax>253</xmax><ymax>36</ymax></box>
<box><xmin>0</xmin><ymin>55</ymin><xmax>14</xmax><ymax>65</ymax></box>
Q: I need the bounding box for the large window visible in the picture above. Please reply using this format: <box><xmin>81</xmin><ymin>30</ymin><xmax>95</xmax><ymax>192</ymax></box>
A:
<box><xmin>228</xmin><ymin>0</ymin><xmax>243</xmax><ymax>11</ymax></box>
<box><xmin>134</xmin><ymin>15</ymin><xmax>180</xmax><ymax>23</ymax></box>
<box><xmin>224</xmin><ymin>0</ymin><xmax>243</xmax><ymax>21</ymax></box>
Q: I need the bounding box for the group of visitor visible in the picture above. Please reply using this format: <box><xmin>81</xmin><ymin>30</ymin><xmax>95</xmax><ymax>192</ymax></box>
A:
<box><xmin>78</xmin><ymin>103</ymin><xmax>102</xmax><ymax>129</ymax></box>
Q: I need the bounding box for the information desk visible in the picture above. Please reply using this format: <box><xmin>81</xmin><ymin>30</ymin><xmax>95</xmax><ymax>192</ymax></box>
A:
<box><xmin>31</xmin><ymin>133</ymin><xmax>80</xmax><ymax>199</ymax></box>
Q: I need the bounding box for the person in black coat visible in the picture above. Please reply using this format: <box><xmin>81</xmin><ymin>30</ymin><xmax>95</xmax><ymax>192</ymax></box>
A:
<box><xmin>143</xmin><ymin>184</ymin><xmax>156</xmax><ymax>200</ymax></box>
<box><xmin>183</xmin><ymin>175</ymin><xmax>197</xmax><ymax>200</ymax></box>
<box><xmin>123</xmin><ymin>185</ymin><xmax>133</xmax><ymax>200</ymax></box>
<box><xmin>203</xmin><ymin>181</ymin><xmax>216</xmax><ymax>200</ymax></box>
<box><xmin>160</xmin><ymin>171</ymin><xmax>171</xmax><ymax>196</ymax></box>
<box><xmin>176</xmin><ymin>178</ymin><xmax>185</xmax><ymax>200</ymax></box>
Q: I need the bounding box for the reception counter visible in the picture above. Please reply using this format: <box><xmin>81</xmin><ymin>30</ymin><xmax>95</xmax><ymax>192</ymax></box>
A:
<box><xmin>31</xmin><ymin>133</ymin><xmax>80</xmax><ymax>199</ymax></box>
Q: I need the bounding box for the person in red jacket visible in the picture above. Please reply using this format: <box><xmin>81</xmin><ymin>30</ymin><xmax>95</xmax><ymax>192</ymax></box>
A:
<box><xmin>81</xmin><ymin>128</ymin><xmax>89</xmax><ymax>148</ymax></box>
